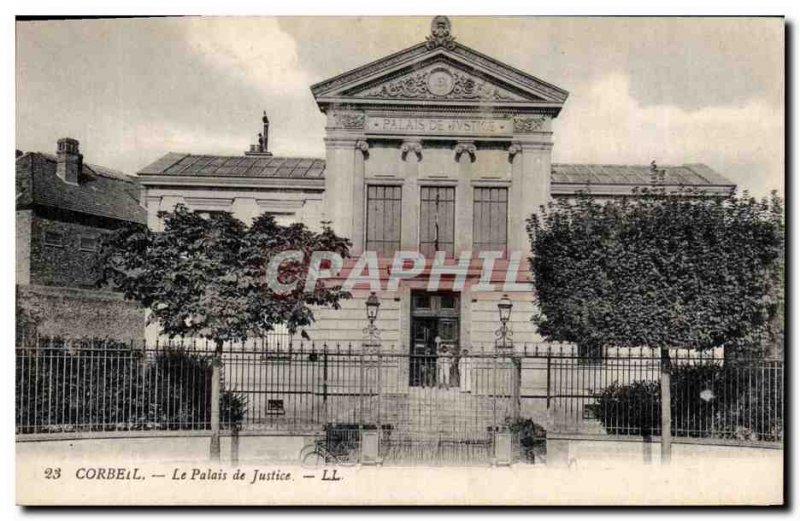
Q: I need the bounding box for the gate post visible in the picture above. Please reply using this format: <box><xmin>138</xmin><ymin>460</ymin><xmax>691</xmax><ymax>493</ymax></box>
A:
<box><xmin>361</xmin><ymin>428</ymin><xmax>381</xmax><ymax>465</ymax></box>
<box><xmin>511</xmin><ymin>354</ymin><xmax>522</xmax><ymax>421</ymax></box>
<box><xmin>209</xmin><ymin>342</ymin><xmax>222</xmax><ymax>463</ymax></box>
<box><xmin>493</xmin><ymin>431</ymin><xmax>513</xmax><ymax>466</ymax></box>
<box><xmin>546</xmin><ymin>350</ymin><xmax>552</xmax><ymax>409</ymax></box>
<box><xmin>660</xmin><ymin>347</ymin><xmax>672</xmax><ymax>464</ymax></box>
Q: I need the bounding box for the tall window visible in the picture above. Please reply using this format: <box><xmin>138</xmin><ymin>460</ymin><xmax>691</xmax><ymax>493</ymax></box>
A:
<box><xmin>365</xmin><ymin>185</ymin><xmax>402</xmax><ymax>257</ymax></box>
<box><xmin>420</xmin><ymin>186</ymin><xmax>455</xmax><ymax>256</ymax></box>
<box><xmin>473</xmin><ymin>187</ymin><xmax>508</xmax><ymax>253</ymax></box>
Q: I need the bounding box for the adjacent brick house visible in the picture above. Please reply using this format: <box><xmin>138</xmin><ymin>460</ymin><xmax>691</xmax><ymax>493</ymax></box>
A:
<box><xmin>16</xmin><ymin>138</ymin><xmax>147</xmax><ymax>341</ymax></box>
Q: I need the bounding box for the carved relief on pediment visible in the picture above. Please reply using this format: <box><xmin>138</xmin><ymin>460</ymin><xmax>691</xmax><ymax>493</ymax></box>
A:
<box><xmin>357</xmin><ymin>65</ymin><xmax>529</xmax><ymax>102</ymax></box>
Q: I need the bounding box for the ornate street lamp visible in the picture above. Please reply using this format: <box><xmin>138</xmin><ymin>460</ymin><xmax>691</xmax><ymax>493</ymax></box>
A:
<box><xmin>364</xmin><ymin>292</ymin><xmax>381</xmax><ymax>349</ymax></box>
<box><xmin>495</xmin><ymin>294</ymin><xmax>513</xmax><ymax>349</ymax></box>
<box><xmin>366</xmin><ymin>292</ymin><xmax>380</xmax><ymax>322</ymax></box>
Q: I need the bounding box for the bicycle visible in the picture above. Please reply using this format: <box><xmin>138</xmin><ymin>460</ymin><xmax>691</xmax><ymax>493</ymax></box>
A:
<box><xmin>298</xmin><ymin>435</ymin><xmax>360</xmax><ymax>467</ymax></box>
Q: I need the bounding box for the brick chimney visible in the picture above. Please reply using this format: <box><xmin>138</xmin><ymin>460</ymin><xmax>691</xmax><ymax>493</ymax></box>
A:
<box><xmin>56</xmin><ymin>137</ymin><xmax>82</xmax><ymax>184</ymax></box>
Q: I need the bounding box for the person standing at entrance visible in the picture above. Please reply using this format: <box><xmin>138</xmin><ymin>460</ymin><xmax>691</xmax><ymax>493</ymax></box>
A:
<box><xmin>437</xmin><ymin>341</ymin><xmax>452</xmax><ymax>389</ymax></box>
<box><xmin>459</xmin><ymin>348</ymin><xmax>472</xmax><ymax>393</ymax></box>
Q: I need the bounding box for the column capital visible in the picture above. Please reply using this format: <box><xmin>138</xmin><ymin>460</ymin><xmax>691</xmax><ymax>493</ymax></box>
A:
<box><xmin>401</xmin><ymin>140</ymin><xmax>423</xmax><ymax>161</ymax></box>
<box><xmin>355</xmin><ymin>139</ymin><xmax>370</xmax><ymax>158</ymax></box>
<box><xmin>454</xmin><ymin>141</ymin><xmax>476</xmax><ymax>163</ymax></box>
<box><xmin>507</xmin><ymin>143</ymin><xmax>523</xmax><ymax>159</ymax></box>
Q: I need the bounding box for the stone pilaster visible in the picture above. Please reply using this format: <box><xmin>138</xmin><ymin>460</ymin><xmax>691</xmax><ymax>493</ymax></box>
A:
<box><xmin>508</xmin><ymin>143</ymin><xmax>524</xmax><ymax>253</ymax></box>
<box><xmin>509</xmin><ymin>118</ymin><xmax>553</xmax><ymax>256</ymax></box>
<box><xmin>351</xmin><ymin>140</ymin><xmax>369</xmax><ymax>254</ymax></box>
<box><xmin>145</xmin><ymin>196</ymin><xmax>162</xmax><ymax>232</ymax></box>
<box><xmin>454</xmin><ymin>141</ymin><xmax>476</xmax><ymax>254</ymax></box>
<box><xmin>400</xmin><ymin>140</ymin><xmax>422</xmax><ymax>251</ymax></box>
<box><xmin>231</xmin><ymin>197</ymin><xmax>259</xmax><ymax>225</ymax></box>
<box><xmin>323</xmin><ymin>136</ymin><xmax>359</xmax><ymax>238</ymax></box>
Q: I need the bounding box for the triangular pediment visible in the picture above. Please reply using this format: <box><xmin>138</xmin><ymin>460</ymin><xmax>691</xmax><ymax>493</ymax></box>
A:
<box><xmin>343</xmin><ymin>58</ymin><xmax>537</xmax><ymax>103</ymax></box>
<box><xmin>311</xmin><ymin>30</ymin><xmax>568</xmax><ymax>112</ymax></box>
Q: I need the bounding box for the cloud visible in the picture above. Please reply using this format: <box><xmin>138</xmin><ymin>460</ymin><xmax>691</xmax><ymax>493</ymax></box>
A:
<box><xmin>15</xmin><ymin>17</ymin><xmax>783</xmax><ymax>196</ymax></box>
<box><xmin>553</xmin><ymin>73</ymin><xmax>784</xmax><ymax>196</ymax></box>
<box><xmin>124</xmin><ymin>123</ymin><xmax>245</xmax><ymax>156</ymax></box>
<box><xmin>182</xmin><ymin>17</ymin><xmax>314</xmax><ymax>97</ymax></box>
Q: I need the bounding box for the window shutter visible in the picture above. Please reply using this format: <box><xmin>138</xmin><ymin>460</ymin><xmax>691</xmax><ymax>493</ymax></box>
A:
<box><xmin>365</xmin><ymin>185</ymin><xmax>402</xmax><ymax>257</ymax></box>
<box><xmin>473</xmin><ymin>187</ymin><xmax>508</xmax><ymax>253</ymax></box>
<box><xmin>420</xmin><ymin>186</ymin><xmax>455</xmax><ymax>256</ymax></box>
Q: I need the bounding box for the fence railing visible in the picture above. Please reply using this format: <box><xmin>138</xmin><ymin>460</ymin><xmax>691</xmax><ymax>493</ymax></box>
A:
<box><xmin>546</xmin><ymin>348</ymin><xmax>784</xmax><ymax>443</ymax></box>
<box><xmin>16</xmin><ymin>342</ymin><xmax>783</xmax><ymax>447</ymax></box>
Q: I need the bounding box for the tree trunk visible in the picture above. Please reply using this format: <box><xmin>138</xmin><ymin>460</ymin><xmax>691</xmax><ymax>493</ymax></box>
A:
<box><xmin>660</xmin><ymin>347</ymin><xmax>672</xmax><ymax>464</ymax></box>
<box><xmin>210</xmin><ymin>339</ymin><xmax>223</xmax><ymax>462</ymax></box>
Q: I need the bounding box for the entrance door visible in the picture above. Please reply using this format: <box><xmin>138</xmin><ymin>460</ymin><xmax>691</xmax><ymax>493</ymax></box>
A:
<box><xmin>409</xmin><ymin>291</ymin><xmax>460</xmax><ymax>387</ymax></box>
<box><xmin>410</xmin><ymin>318</ymin><xmax>437</xmax><ymax>387</ymax></box>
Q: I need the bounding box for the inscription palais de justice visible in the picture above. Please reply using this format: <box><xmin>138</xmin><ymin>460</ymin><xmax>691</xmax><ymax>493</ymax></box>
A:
<box><xmin>368</xmin><ymin>117</ymin><xmax>511</xmax><ymax>135</ymax></box>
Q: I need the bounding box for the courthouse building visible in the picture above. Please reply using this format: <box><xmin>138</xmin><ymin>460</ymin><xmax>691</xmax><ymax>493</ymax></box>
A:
<box><xmin>138</xmin><ymin>17</ymin><xmax>736</xmax><ymax>360</ymax></box>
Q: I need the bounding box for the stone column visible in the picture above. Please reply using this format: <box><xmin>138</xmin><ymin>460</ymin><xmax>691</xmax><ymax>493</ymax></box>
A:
<box><xmin>351</xmin><ymin>140</ymin><xmax>369</xmax><ymax>254</ymax></box>
<box><xmin>454</xmin><ymin>141</ymin><xmax>476</xmax><ymax>255</ymax></box>
<box><xmin>400</xmin><ymin>140</ymin><xmax>422</xmax><ymax>251</ymax></box>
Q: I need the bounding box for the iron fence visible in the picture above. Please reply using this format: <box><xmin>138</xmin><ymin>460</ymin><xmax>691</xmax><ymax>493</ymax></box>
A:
<box><xmin>545</xmin><ymin>346</ymin><xmax>784</xmax><ymax>443</ymax></box>
<box><xmin>16</xmin><ymin>342</ymin><xmax>783</xmax><ymax>452</ymax></box>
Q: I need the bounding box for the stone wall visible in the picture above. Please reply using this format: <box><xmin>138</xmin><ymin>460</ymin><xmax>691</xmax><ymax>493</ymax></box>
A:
<box><xmin>17</xmin><ymin>284</ymin><xmax>145</xmax><ymax>341</ymax></box>
<box><xmin>546</xmin><ymin>432</ymin><xmax>784</xmax><ymax>467</ymax></box>
<box><xmin>16</xmin><ymin>209</ymin><xmax>32</xmax><ymax>284</ymax></box>
<box><xmin>27</xmin><ymin>208</ymin><xmax>117</xmax><ymax>289</ymax></box>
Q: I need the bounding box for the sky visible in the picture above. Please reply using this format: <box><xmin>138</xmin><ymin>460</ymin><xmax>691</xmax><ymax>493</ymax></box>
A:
<box><xmin>15</xmin><ymin>16</ymin><xmax>784</xmax><ymax>196</ymax></box>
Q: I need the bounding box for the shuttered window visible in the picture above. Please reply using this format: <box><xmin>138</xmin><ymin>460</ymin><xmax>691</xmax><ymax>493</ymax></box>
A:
<box><xmin>365</xmin><ymin>185</ymin><xmax>402</xmax><ymax>257</ymax></box>
<box><xmin>43</xmin><ymin>231</ymin><xmax>64</xmax><ymax>247</ymax></box>
<box><xmin>420</xmin><ymin>186</ymin><xmax>455</xmax><ymax>257</ymax></box>
<box><xmin>79</xmin><ymin>236</ymin><xmax>98</xmax><ymax>252</ymax></box>
<box><xmin>473</xmin><ymin>187</ymin><xmax>508</xmax><ymax>253</ymax></box>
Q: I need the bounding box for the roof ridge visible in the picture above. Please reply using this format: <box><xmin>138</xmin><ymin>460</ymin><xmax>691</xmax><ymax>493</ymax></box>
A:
<box><xmin>157</xmin><ymin>151</ymin><xmax>325</xmax><ymax>160</ymax></box>
<box><xmin>553</xmin><ymin>162</ymin><xmax>687</xmax><ymax>168</ymax></box>
<box><xmin>25</xmin><ymin>151</ymin><xmax>137</xmax><ymax>184</ymax></box>
<box><xmin>20</xmin><ymin>151</ymin><xmax>146</xmax><ymax>224</ymax></box>
<box><xmin>680</xmin><ymin>164</ymin><xmax>710</xmax><ymax>184</ymax></box>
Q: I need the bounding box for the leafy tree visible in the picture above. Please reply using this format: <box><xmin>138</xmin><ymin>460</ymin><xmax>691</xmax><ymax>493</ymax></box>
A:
<box><xmin>97</xmin><ymin>205</ymin><xmax>351</xmax><ymax>458</ymax></box>
<box><xmin>528</xmin><ymin>189</ymin><xmax>784</xmax><ymax>358</ymax></box>
<box><xmin>527</xmin><ymin>187</ymin><xmax>784</xmax><ymax>459</ymax></box>
<box><xmin>98</xmin><ymin>205</ymin><xmax>351</xmax><ymax>344</ymax></box>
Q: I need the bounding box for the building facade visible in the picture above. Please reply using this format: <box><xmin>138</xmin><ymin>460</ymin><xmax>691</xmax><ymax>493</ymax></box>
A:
<box><xmin>16</xmin><ymin>138</ymin><xmax>147</xmax><ymax>341</ymax></box>
<box><xmin>138</xmin><ymin>17</ymin><xmax>736</xmax><ymax>362</ymax></box>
